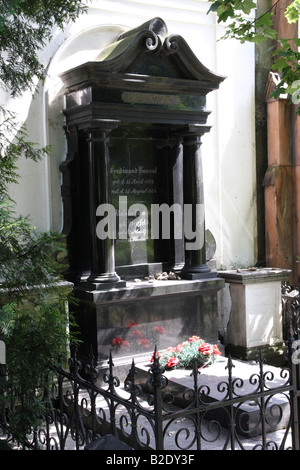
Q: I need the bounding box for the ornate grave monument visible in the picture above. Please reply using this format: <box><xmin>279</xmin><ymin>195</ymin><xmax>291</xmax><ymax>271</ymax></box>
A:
<box><xmin>60</xmin><ymin>18</ymin><xmax>225</xmax><ymax>369</ymax></box>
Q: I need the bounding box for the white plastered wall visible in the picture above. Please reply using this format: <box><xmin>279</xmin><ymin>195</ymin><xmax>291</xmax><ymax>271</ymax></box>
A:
<box><xmin>4</xmin><ymin>0</ymin><xmax>256</xmax><ymax>270</ymax></box>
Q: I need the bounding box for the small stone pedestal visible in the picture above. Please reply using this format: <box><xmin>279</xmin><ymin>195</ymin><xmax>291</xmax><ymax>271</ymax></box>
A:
<box><xmin>218</xmin><ymin>268</ymin><xmax>291</xmax><ymax>361</ymax></box>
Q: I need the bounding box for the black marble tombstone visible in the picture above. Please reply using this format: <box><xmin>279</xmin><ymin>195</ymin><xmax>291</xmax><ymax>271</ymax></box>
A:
<box><xmin>60</xmin><ymin>18</ymin><xmax>226</xmax><ymax>371</ymax></box>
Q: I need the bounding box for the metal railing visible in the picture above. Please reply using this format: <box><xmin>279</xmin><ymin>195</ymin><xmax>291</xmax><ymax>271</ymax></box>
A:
<box><xmin>282</xmin><ymin>283</ymin><xmax>300</xmax><ymax>342</ymax></box>
<box><xmin>1</xmin><ymin>341</ymin><xmax>300</xmax><ymax>450</ymax></box>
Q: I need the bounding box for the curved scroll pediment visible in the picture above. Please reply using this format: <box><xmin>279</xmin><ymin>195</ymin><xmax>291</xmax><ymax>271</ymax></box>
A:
<box><xmin>60</xmin><ymin>17</ymin><xmax>225</xmax><ymax>126</ymax></box>
<box><xmin>96</xmin><ymin>17</ymin><xmax>225</xmax><ymax>89</ymax></box>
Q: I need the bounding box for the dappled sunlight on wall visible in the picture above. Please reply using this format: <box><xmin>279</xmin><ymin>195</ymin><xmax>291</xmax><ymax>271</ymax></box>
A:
<box><xmin>45</xmin><ymin>25</ymin><xmax>127</xmax><ymax>232</ymax></box>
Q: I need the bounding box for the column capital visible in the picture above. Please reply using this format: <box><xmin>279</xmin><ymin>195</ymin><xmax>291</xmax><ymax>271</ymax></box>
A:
<box><xmin>79</xmin><ymin>119</ymin><xmax>120</xmax><ymax>134</ymax></box>
<box><xmin>165</xmin><ymin>124</ymin><xmax>211</xmax><ymax>147</ymax></box>
<box><xmin>182</xmin><ymin>124</ymin><xmax>211</xmax><ymax>139</ymax></box>
<box><xmin>86</xmin><ymin>120</ymin><xmax>120</xmax><ymax>149</ymax></box>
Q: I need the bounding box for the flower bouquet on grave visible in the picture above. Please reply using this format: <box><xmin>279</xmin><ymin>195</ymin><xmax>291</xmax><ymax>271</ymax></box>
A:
<box><xmin>150</xmin><ymin>335</ymin><xmax>221</xmax><ymax>370</ymax></box>
<box><xmin>111</xmin><ymin>322</ymin><xmax>166</xmax><ymax>353</ymax></box>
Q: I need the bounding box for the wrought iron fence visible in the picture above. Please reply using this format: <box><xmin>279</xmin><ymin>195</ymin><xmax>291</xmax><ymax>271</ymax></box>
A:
<box><xmin>1</xmin><ymin>340</ymin><xmax>300</xmax><ymax>451</ymax></box>
<box><xmin>282</xmin><ymin>283</ymin><xmax>300</xmax><ymax>341</ymax></box>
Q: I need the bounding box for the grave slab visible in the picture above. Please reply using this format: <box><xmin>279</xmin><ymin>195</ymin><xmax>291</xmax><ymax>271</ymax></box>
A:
<box><xmin>135</xmin><ymin>357</ymin><xmax>291</xmax><ymax>437</ymax></box>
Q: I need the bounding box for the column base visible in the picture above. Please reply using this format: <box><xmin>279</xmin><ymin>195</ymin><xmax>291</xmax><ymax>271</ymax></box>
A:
<box><xmin>85</xmin><ymin>272</ymin><xmax>126</xmax><ymax>290</ymax></box>
<box><xmin>88</xmin><ymin>272</ymin><xmax>120</xmax><ymax>282</ymax></box>
<box><xmin>181</xmin><ymin>264</ymin><xmax>214</xmax><ymax>280</ymax></box>
<box><xmin>80</xmin><ymin>279</ymin><xmax>127</xmax><ymax>291</ymax></box>
<box><xmin>170</xmin><ymin>262</ymin><xmax>185</xmax><ymax>274</ymax></box>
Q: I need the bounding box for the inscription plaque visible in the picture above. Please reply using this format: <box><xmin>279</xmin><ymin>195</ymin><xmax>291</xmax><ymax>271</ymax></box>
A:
<box><xmin>121</xmin><ymin>91</ymin><xmax>205</xmax><ymax>111</ymax></box>
<box><xmin>110</xmin><ymin>132</ymin><xmax>161</xmax><ymax>267</ymax></box>
<box><xmin>122</xmin><ymin>91</ymin><xmax>181</xmax><ymax>107</ymax></box>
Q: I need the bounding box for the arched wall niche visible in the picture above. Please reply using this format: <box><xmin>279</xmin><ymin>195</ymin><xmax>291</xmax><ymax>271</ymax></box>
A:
<box><xmin>44</xmin><ymin>24</ymin><xmax>129</xmax><ymax>231</ymax></box>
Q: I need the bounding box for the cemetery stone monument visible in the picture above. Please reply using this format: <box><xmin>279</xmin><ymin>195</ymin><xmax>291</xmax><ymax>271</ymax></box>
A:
<box><xmin>60</xmin><ymin>18</ymin><xmax>225</xmax><ymax>370</ymax></box>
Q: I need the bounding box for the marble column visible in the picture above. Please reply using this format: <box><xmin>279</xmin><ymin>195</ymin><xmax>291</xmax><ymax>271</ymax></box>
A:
<box><xmin>169</xmin><ymin>139</ymin><xmax>185</xmax><ymax>273</ymax></box>
<box><xmin>152</xmin><ymin>128</ymin><xmax>185</xmax><ymax>273</ymax></box>
<box><xmin>86</xmin><ymin>120</ymin><xmax>121</xmax><ymax>286</ymax></box>
<box><xmin>181</xmin><ymin>127</ymin><xmax>212</xmax><ymax>279</ymax></box>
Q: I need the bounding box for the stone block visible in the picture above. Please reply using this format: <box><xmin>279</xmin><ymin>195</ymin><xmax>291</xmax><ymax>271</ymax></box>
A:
<box><xmin>218</xmin><ymin>268</ymin><xmax>291</xmax><ymax>360</ymax></box>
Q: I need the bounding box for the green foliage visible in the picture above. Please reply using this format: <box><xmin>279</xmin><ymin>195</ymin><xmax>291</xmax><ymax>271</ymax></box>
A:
<box><xmin>0</xmin><ymin>106</ymin><xmax>64</xmax><ymax>292</ymax></box>
<box><xmin>285</xmin><ymin>0</ymin><xmax>300</xmax><ymax>23</ymax></box>
<box><xmin>208</xmin><ymin>0</ymin><xmax>256</xmax><ymax>23</ymax></box>
<box><xmin>0</xmin><ymin>296</ymin><xmax>76</xmax><ymax>443</ymax></box>
<box><xmin>0</xmin><ymin>0</ymin><xmax>88</xmax><ymax>97</ymax></box>
<box><xmin>208</xmin><ymin>0</ymin><xmax>277</xmax><ymax>43</ymax></box>
<box><xmin>270</xmin><ymin>38</ymin><xmax>300</xmax><ymax>102</ymax></box>
<box><xmin>151</xmin><ymin>336</ymin><xmax>221</xmax><ymax>370</ymax></box>
<box><xmin>0</xmin><ymin>199</ymin><xmax>66</xmax><ymax>292</ymax></box>
<box><xmin>0</xmin><ymin>107</ymin><xmax>52</xmax><ymax>199</ymax></box>
<box><xmin>0</xmin><ymin>0</ymin><xmax>87</xmax><ymax>443</ymax></box>
<box><xmin>207</xmin><ymin>0</ymin><xmax>300</xmax><ymax>111</ymax></box>
<box><xmin>0</xmin><ymin>105</ymin><xmax>78</xmax><ymax>445</ymax></box>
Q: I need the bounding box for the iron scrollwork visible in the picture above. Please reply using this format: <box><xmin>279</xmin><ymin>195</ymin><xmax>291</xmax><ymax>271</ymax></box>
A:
<box><xmin>0</xmin><ymin>344</ymin><xmax>297</xmax><ymax>450</ymax></box>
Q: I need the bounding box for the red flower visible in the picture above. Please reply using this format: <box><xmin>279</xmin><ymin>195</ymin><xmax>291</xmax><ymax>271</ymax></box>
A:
<box><xmin>127</xmin><ymin>322</ymin><xmax>138</xmax><ymax>328</ymax></box>
<box><xmin>153</xmin><ymin>325</ymin><xmax>166</xmax><ymax>334</ymax></box>
<box><xmin>165</xmin><ymin>356</ymin><xmax>180</xmax><ymax>368</ymax></box>
<box><xmin>112</xmin><ymin>337</ymin><xmax>130</xmax><ymax>348</ymax></box>
<box><xmin>165</xmin><ymin>346</ymin><xmax>176</xmax><ymax>353</ymax></box>
<box><xmin>112</xmin><ymin>337</ymin><xmax>123</xmax><ymax>347</ymax></box>
<box><xmin>213</xmin><ymin>345</ymin><xmax>221</xmax><ymax>356</ymax></box>
<box><xmin>189</xmin><ymin>335</ymin><xmax>201</xmax><ymax>343</ymax></box>
<box><xmin>130</xmin><ymin>329</ymin><xmax>143</xmax><ymax>338</ymax></box>
<box><xmin>176</xmin><ymin>343</ymin><xmax>184</xmax><ymax>353</ymax></box>
<box><xmin>138</xmin><ymin>338</ymin><xmax>150</xmax><ymax>348</ymax></box>
<box><xmin>150</xmin><ymin>351</ymin><xmax>161</xmax><ymax>362</ymax></box>
<box><xmin>198</xmin><ymin>343</ymin><xmax>212</xmax><ymax>355</ymax></box>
